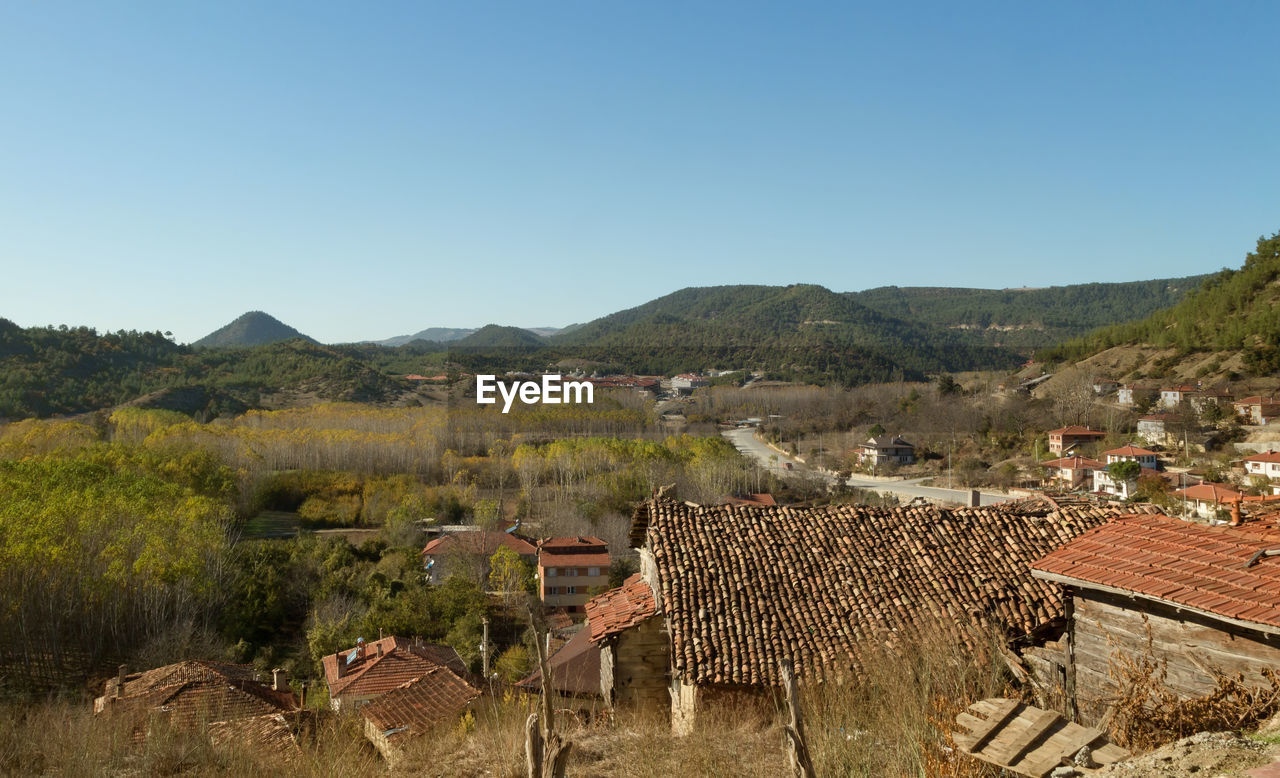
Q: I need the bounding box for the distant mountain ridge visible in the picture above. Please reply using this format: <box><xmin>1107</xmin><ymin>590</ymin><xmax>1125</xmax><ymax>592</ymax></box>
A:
<box><xmin>373</xmin><ymin>325</ymin><xmax>569</xmax><ymax>347</ymax></box>
<box><xmin>192</xmin><ymin>311</ymin><xmax>314</xmax><ymax>348</ymax></box>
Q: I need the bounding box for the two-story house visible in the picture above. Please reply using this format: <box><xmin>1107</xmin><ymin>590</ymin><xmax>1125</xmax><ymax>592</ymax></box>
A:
<box><xmin>1242</xmin><ymin>451</ymin><xmax>1280</xmax><ymax>481</ymax></box>
<box><xmin>1039</xmin><ymin>456</ymin><xmax>1104</xmax><ymax>490</ymax></box>
<box><xmin>1159</xmin><ymin>385</ymin><xmax>1200</xmax><ymax>409</ymax></box>
<box><xmin>539</xmin><ymin>537</ymin><xmax>610</xmax><ymax>612</ymax></box>
<box><xmin>1102</xmin><ymin>444</ymin><xmax>1160</xmax><ymax>469</ymax></box>
<box><xmin>1046</xmin><ymin>426</ymin><xmax>1106</xmax><ymax>455</ymax></box>
<box><xmin>857</xmin><ymin>435</ymin><xmax>916</xmax><ymax>466</ymax></box>
<box><xmin>1116</xmin><ymin>384</ymin><xmax>1157</xmax><ymax>407</ymax></box>
<box><xmin>1235</xmin><ymin>396</ymin><xmax>1280</xmax><ymax>425</ymax></box>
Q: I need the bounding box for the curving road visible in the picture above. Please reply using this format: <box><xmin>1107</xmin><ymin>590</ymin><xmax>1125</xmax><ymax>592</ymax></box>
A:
<box><xmin>722</xmin><ymin>427</ymin><xmax>1013</xmax><ymax>507</ymax></box>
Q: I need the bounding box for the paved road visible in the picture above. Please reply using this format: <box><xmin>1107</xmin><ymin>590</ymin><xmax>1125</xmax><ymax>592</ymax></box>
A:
<box><xmin>722</xmin><ymin>427</ymin><xmax>1014</xmax><ymax>507</ymax></box>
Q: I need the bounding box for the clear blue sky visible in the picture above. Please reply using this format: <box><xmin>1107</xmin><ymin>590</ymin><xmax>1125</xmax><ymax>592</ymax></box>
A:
<box><xmin>2</xmin><ymin>2</ymin><xmax>1277</xmax><ymax>344</ymax></box>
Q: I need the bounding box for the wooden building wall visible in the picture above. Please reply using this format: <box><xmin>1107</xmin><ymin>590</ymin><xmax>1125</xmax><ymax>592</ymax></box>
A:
<box><xmin>601</xmin><ymin>616</ymin><xmax>670</xmax><ymax>708</ymax></box>
<box><xmin>1071</xmin><ymin>588</ymin><xmax>1280</xmax><ymax>723</ymax></box>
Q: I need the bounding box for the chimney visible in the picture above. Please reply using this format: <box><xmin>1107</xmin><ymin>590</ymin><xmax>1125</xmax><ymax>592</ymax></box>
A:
<box><xmin>377</xmin><ymin>642</ymin><xmax>384</xmax><ymax>658</ymax></box>
<box><xmin>115</xmin><ymin>664</ymin><xmax>127</xmax><ymax>698</ymax></box>
<box><xmin>335</xmin><ymin>650</ymin><xmax>344</xmax><ymax>678</ymax></box>
<box><xmin>1230</xmin><ymin>498</ymin><xmax>1243</xmax><ymax>527</ymax></box>
<box><xmin>272</xmin><ymin>668</ymin><xmax>287</xmax><ymax>691</ymax></box>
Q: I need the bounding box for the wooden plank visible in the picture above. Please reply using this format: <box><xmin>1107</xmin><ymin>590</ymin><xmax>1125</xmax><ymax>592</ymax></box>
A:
<box><xmin>1091</xmin><ymin>742</ymin><xmax>1131</xmax><ymax>765</ymax></box>
<box><xmin>956</xmin><ymin>698</ymin><xmax>1021</xmax><ymax>754</ymax></box>
<box><xmin>1015</xmin><ymin>722</ymin><xmax>1102</xmax><ymax>777</ymax></box>
<box><xmin>1000</xmin><ymin>709</ymin><xmax>1061</xmax><ymax>766</ymax></box>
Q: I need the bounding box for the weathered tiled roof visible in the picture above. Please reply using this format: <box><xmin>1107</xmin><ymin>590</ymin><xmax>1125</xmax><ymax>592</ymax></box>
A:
<box><xmin>1244</xmin><ymin>450</ymin><xmax>1280</xmax><ymax>464</ymax></box>
<box><xmin>517</xmin><ymin>627</ymin><xmax>601</xmax><ymax>697</ymax></box>
<box><xmin>99</xmin><ymin>660</ymin><xmax>297</xmax><ymax>726</ymax></box>
<box><xmin>1032</xmin><ymin>514</ymin><xmax>1280</xmax><ymax>632</ymax></box>
<box><xmin>634</xmin><ymin>498</ymin><xmax>1141</xmax><ymax>687</ymax></box>
<box><xmin>586</xmin><ymin>574</ymin><xmax>658</xmax><ymax>643</ymax></box>
<box><xmin>323</xmin><ymin>637</ymin><xmax>466</xmax><ymax>698</ymax></box>
<box><xmin>421</xmin><ymin>531</ymin><xmax>536</xmax><ymax>556</ymax></box>
<box><xmin>360</xmin><ymin>667</ymin><xmax>480</xmax><ymax>737</ymax></box>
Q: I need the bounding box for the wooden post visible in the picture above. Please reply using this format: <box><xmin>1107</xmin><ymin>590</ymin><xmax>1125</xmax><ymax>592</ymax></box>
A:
<box><xmin>779</xmin><ymin>660</ymin><xmax>816</xmax><ymax>778</ymax></box>
<box><xmin>525</xmin><ymin>607</ymin><xmax>573</xmax><ymax>778</ymax></box>
<box><xmin>482</xmin><ymin>617</ymin><xmax>490</xmax><ymax>678</ymax></box>
<box><xmin>1064</xmin><ymin>588</ymin><xmax>1078</xmax><ymax>722</ymax></box>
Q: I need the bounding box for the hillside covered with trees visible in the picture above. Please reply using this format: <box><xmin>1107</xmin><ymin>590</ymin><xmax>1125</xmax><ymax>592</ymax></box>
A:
<box><xmin>1039</xmin><ymin>231</ymin><xmax>1280</xmax><ymax>375</ymax></box>
<box><xmin>850</xmin><ymin>274</ymin><xmax>1206</xmax><ymax>354</ymax></box>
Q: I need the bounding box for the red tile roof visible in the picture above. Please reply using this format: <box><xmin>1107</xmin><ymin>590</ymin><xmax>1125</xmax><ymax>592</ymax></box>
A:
<box><xmin>421</xmin><ymin>531</ymin><xmax>536</xmax><ymax>557</ymax></box>
<box><xmin>516</xmin><ymin>627</ymin><xmax>601</xmax><ymax>696</ymax></box>
<box><xmin>323</xmin><ymin>637</ymin><xmax>467</xmax><ymax>699</ymax></box>
<box><xmin>1175</xmin><ymin>482</ymin><xmax>1243</xmax><ymax>504</ymax></box>
<box><xmin>360</xmin><ymin>667</ymin><xmax>480</xmax><ymax>736</ymax></box>
<box><xmin>1032</xmin><ymin>513</ymin><xmax>1280</xmax><ymax>632</ymax></box>
<box><xmin>1244</xmin><ymin>451</ymin><xmax>1280</xmax><ymax>464</ymax></box>
<box><xmin>586</xmin><ymin>574</ymin><xmax>658</xmax><ymax>643</ymax></box>
<box><xmin>98</xmin><ymin>660</ymin><xmax>298</xmax><ymax>726</ymax></box>
<box><xmin>1048</xmin><ymin>426</ymin><xmax>1106</xmax><ymax>436</ymax></box>
<box><xmin>1040</xmin><ymin>456</ymin><xmax>1104</xmax><ymax>470</ymax></box>
<box><xmin>1104</xmin><ymin>445</ymin><xmax>1158</xmax><ymax>457</ymax></box>
<box><xmin>633</xmin><ymin>497</ymin><xmax>1146</xmax><ymax>686</ymax></box>
<box><xmin>724</xmin><ymin>493</ymin><xmax>778</xmax><ymax>507</ymax></box>
<box><xmin>540</xmin><ymin>552</ymin><xmax>610</xmax><ymax>568</ymax></box>
<box><xmin>540</xmin><ymin>536</ymin><xmax>608</xmax><ymax>550</ymax></box>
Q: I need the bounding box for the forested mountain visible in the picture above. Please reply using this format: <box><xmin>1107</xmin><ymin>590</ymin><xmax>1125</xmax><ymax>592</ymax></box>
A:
<box><xmin>192</xmin><ymin>311</ymin><xmax>314</xmax><ymax>348</ymax></box>
<box><xmin>1038</xmin><ymin>231</ymin><xmax>1280</xmax><ymax>375</ymax></box>
<box><xmin>375</xmin><ymin>327</ymin><xmax>476</xmax><ymax>346</ymax></box>
<box><xmin>849</xmin><ymin>275</ymin><xmax>1206</xmax><ymax>354</ymax></box>
<box><xmin>546</xmin><ymin>284</ymin><xmax>1022</xmax><ymax>381</ymax></box>
<box><xmin>0</xmin><ymin>322</ymin><xmax>409</xmax><ymax>420</ymax></box>
<box><xmin>454</xmin><ymin>324</ymin><xmax>546</xmax><ymax>350</ymax></box>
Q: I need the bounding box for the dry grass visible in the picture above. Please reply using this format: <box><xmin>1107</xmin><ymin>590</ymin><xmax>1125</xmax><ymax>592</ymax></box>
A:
<box><xmin>0</xmin><ymin>626</ymin><xmax>1022</xmax><ymax>777</ymax></box>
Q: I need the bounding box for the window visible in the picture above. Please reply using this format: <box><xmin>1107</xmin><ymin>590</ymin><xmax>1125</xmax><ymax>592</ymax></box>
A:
<box><xmin>587</xmin><ymin>567</ymin><xmax>600</xmax><ymax>577</ymax></box>
<box><xmin>566</xmin><ymin>568</ymin><xmax>578</xmax><ymax>577</ymax></box>
<box><xmin>547</xmin><ymin>586</ymin><xmax>559</xmax><ymax>595</ymax></box>
<box><xmin>545</xmin><ymin>567</ymin><xmax>557</xmax><ymax>577</ymax></box>
<box><xmin>566</xmin><ymin>586</ymin><xmax>577</xmax><ymax>595</ymax></box>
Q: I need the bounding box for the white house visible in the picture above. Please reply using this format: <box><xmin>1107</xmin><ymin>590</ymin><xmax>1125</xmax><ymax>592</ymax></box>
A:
<box><xmin>1242</xmin><ymin>451</ymin><xmax>1280</xmax><ymax>481</ymax></box>
<box><xmin>1102</xmin><ymin>444</ymin><xmax>1159</xmax><ymax>469</ymax></box>
<box><xmin>858</xmin><ymin>435</ymin><xmax>916</xmax><ymax>467</ymax></box>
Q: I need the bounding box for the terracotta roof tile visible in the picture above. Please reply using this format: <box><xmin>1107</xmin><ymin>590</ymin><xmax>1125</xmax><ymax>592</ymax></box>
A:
<box><xmin>635</xmin><ymin>497</ymin><xmax>1135</xmax><ymax>687</ymax></box>
<box><xmin>1033</xmin><ymin>514</ymin><xmax>1280</xmax><ymax>629</ymax></box>
<box><xmin>97</xmin><ymin>660</ymin><xmax>298</xmax><ymax>727</ymax></box>
<box><xmin>360</xmin><ymin>667</ymin><xmax>480</xmax><ymax>737</ymax></box>
<box><xmin>516</xmin><ymin>627</ymin><xmax>601</xmax><ymax>696</ymax></box>
<box><xmin>421</xmin><ymin>531</ymin><xmax>535</xmax><ymax>556</ymax></box>
<box><xmin>323</xmin><ymin>637</ymin><xmax>467</xmax><ymax>699</ymax></box>
<box><xmin>586</xmin><ymin>574</ymin><xmax>658</xmax><ymax>643</ymax></box>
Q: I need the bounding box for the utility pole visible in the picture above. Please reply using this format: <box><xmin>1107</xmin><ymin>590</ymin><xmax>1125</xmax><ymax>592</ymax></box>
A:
<box><xmin>480</xmin><ymin>617</ymin><xmax>490</xmax><ymax>677</ymax></box>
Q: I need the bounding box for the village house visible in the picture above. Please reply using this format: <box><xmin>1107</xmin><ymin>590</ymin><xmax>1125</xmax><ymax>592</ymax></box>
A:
<box><xmin>608</xmin><ymin>496</ymin><xmax>1144</xmax><ymax>732</ymax></box>
<box><xmin>1032</xmin><ymin>514</ymin><xmax>1280</xmax><ymax>724</ymax></box>
<box><xmin>359</xmin><ymin>666</ymin><xmax>481</xmax><ymax>766</ymax></box>
<box><xmin>1116</xmin><ymin>383</ymin><xmax>1157</xmax><ymax>407</ymax></box>
<box><xmin>1236</xmin><ymin>396</ymin><xmax>1280</xmax><ymax>425</ymax></box>
<box><xmin>669</xmin><ymin>374</ymin><xmax>709</xmax><ymax>394</ymax></box>
<box><xmin>420</xmin><ymin>530</ymin><xmax>537</xmax><ymax>585</ymax></box>
<box><xmin>585</xmin><ymin>574</ymin><xmax>666</xmax><ymax>707</ymax></box>
<box><xmin>538</xmin><ymin>536</ymin><xmax>610</xmax><ymax>612</ymax></box>
<box><xmin>94</xmin><ymin>660</ymin><xmax>301</xmax><ymax>745</ymax></box>
<box><xmin>1039</xmin><ymin>456</ymin><xmax>1104</xmax><ymax>490</ymax></box>
<box><xmin>1102</xmin><ymin>444</ymin><xmax>1160</xmax><ymax>469</ymax></box>
<box><xmin>323</xmin><ymin>636</ymin><xmax>468</xmax><ymax>714</ymax></box>
<box><xmin>1135</xmin><ymin>413</ymin><xmax>1178</xmax><ymax>447</ymax></box>
<box><xmin>1243</xmin><ymin>451</ymin><xmax>1280</xmax><ymax>481</ymax></box>
<box><xmin>1046</xmin><ymin>426</ymin><xmax>1106</xmax><ymax>455</ymax></box>
<box><xmin>1092</xmin><ymin>378</ymin><xmax>1120</xmax><ymax>395</ymax></box>
<box><xmin>1159</xmin><ymin>384</ymin><xmax>1200</xmax><ymax>409</ymax></box>
<box><xmin>1091</xmin><ymin>468</ymin><xmax>1142</xmax><ymax>500</ymax></box>
<box><xmin>857</xmin><ymin>434</ymin><xmax>916</xmax><ymax>466</ymax></box>
<box><xmin>1190</xmin><ymin>387</ymin><xmax>1234</xmax><ymax>414</ymax></box>
<box><xmin>1173</xmin><ymin>482</ymin><xmax>1242</xmax><ymax>521</ymax></box>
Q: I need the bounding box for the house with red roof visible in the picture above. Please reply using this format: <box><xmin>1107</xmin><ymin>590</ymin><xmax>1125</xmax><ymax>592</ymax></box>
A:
<box><xmin>1235</xmin><ymin>396</ymin><xmax>1280</xmax><ymax>425</ymax></box>
<box><xmin>1135</xmin><ymin>413</ymin><xmax>1179</xmax><ymax>447</ymax></box>
<box><xmin>584</xmin><ymin>573</ymin><xmax>665</xmax><ymax>707</ymax></box>
<box><xmin>1039</xmin><ymin>456</ymin><xmax>1104</xmax><ymax>490</ymax></box>
<box><xmin>538</xmin><ymin>537</ymin><xmax>610</xmax><ymax>612</ymax></box>
<box><xmin>94</xmin><ymin>659</ymin><xmax>299</xmax><ymax>725</ymax></box>
<box><xmin>1173</xmin><ymin>482</ymin><xmax>1242</xmax><ymax>521</ymax></box>
<box><xmin>1102</xmin><ymin>444</ymin><xmax>1159</xmax><ymax>469</ymax></box>
<box><xmin>1242</xmin><ymin>450</ymin><xmax>1280</xmax><ymax>481</ymax></box>
<box><xmin>1046</xmin><ymin>426</ymin><xmax>1106</xmax><ymax>455</ymax></box>
<box><xmin>515</xmin><ymin>627</ymin><xmax>601</xmax><ymax>702</ymax></box>
<box><xmin>420</xmin><ymin>530</ymin><xmax>537</xmax><ymax>586</ymax></box>
<box><xmin>1032</xmin><ymin>514</ymin><xmax>1280</xmax><ymax>723</ymax></box>
<box><xmin>322</xmin><ymin>636</ymin><xmax>468</xmax><ymax>714</ymax></box>
<box><xmin>360</xmin><ymin>666</ymin><xmax>481</xmax><ymax>766</ymax></box>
